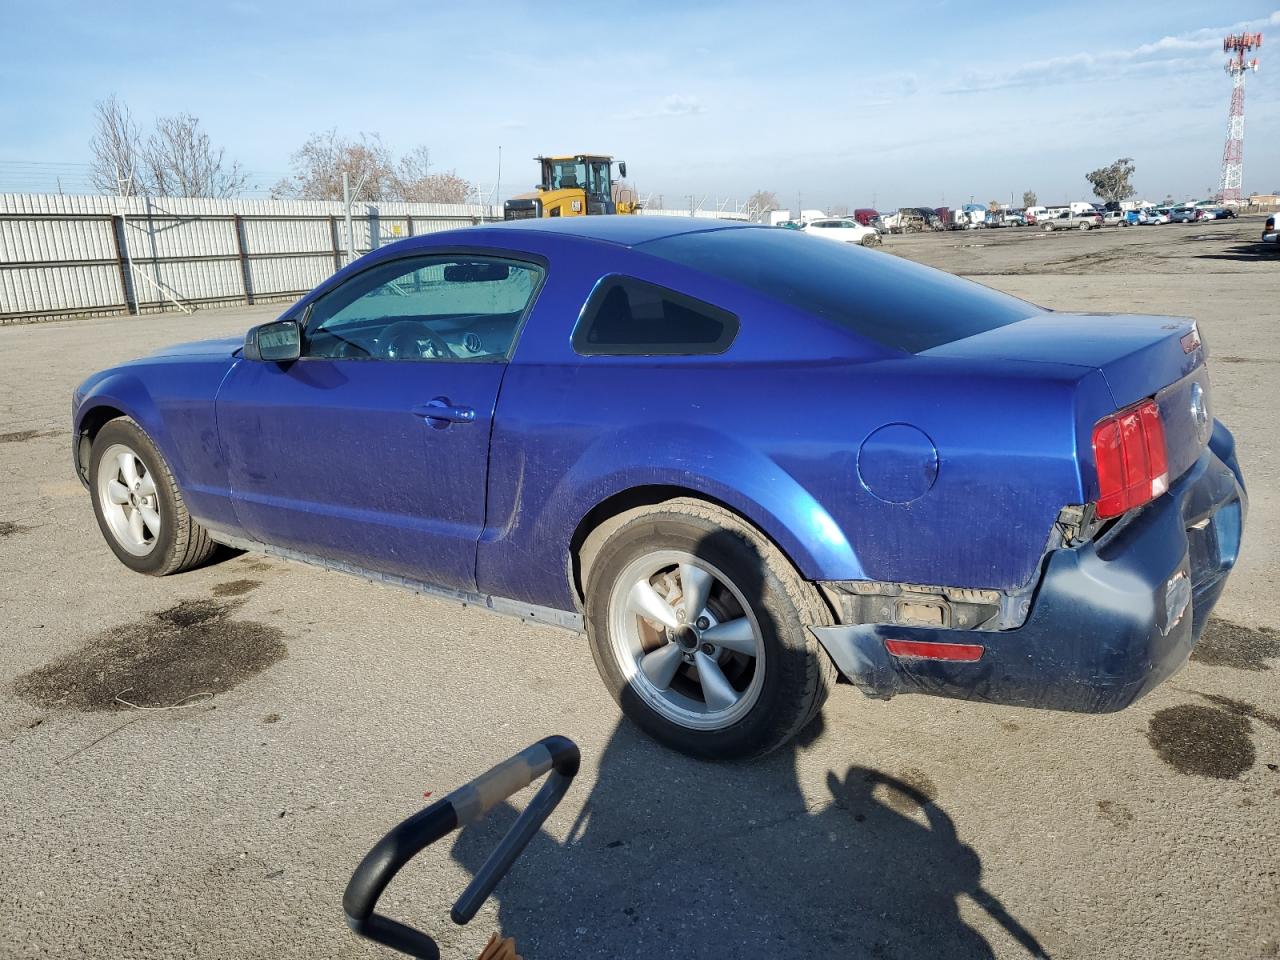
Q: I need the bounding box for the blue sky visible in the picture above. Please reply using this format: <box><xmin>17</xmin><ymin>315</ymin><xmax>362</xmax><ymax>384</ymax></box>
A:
<box><xmin>3</xmin><ymin>1</ymin><xmax>1278</xmax><ymax>209</ymax></box>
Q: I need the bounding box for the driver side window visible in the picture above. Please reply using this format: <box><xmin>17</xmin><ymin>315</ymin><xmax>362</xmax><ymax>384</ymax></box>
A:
<box><xmin>304</xmin><ymin>255</ymin><xmax>545</xmax><ymax>362</ymax></box>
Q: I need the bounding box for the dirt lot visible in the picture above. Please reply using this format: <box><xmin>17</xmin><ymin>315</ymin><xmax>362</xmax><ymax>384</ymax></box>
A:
<box><xmin>1</xmin><ymin>217</ymin><xmax>1277</xmax><ymax>960</ymax></box>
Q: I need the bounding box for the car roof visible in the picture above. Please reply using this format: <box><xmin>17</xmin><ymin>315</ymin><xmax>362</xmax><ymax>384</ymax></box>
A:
<box><xmin>468</xmin><ymin>214</ymin><xmax>752</xmax><ymax>247</ymax></box>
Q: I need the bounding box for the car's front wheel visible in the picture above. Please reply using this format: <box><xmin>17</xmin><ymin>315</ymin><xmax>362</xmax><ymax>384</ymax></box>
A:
<box><xmin>584</xmin><ymin>499</ymin><xmax>835</xmax><ymax>760</ymax></box>
<box><xmin>89</xmin><ymin>418</ymin><xmax>217</xmax><ymax>575</ymax></box>
<box><xmin>860</xmin><ymin>234</ymin><xmax>882</xmax><ymax>247</ymax></box>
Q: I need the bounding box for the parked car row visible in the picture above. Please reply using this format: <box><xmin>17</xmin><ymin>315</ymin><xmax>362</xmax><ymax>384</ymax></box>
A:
<box><xmin>779</xmin><ymin>201</ymin><xmax>1241</xmax><ymax>238</ymax></box>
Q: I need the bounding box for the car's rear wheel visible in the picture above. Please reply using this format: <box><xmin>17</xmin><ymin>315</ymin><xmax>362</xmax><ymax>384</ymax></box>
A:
<box><xmin>89</xmin><ymin>418</ymin><xmax>217</xmax><ymax>575</ymax></box>
<box><xmin>583</xmin><ymin>499</ymin><xmax>835</xmax><ymax>760</ymax></box>
<box><xmin>1043</xmin><ymin>223</ymin><xmax>1053</xmax><ymax>231</ymax></box>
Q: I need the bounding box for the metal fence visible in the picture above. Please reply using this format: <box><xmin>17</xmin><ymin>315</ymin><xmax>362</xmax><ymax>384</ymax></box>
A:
<box><xmin>0</xmin><ymin>193</ymin><xmax>502</xmax><ymax>323</ymax></box>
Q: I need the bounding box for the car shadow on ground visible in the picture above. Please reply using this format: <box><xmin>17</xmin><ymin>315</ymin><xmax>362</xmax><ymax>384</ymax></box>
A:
<box><xmin>1185</xmin><ymin>241</ymin><xmax>1278</xmax><ymax>263</ymax></box>
<box><xmin>450</xmin><ymin>530</ymin><xmax>1049</xmax><ymax>959</ymax></box>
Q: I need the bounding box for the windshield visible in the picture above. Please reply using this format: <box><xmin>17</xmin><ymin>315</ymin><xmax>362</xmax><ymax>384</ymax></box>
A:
<box><xmin>546</xmin><ymin>158</ymin><xmax>612</xmax><ymax>199</ymax></box>
<box><xmin>642</xmin><ymin>227</ymin><xmax>1040</xmax><ymax>354</ymax></box>
<box><xmin>547</xmin><ymin>159</ymin><xmax>587</xmax><ymax>191</ymax></box>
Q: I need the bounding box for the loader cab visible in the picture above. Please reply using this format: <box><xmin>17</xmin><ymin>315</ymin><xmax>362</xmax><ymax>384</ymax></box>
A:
<box><xmin>504</xmin><ymin>154</ymin><xmax>637</xmax><ymax>220</ymax></box>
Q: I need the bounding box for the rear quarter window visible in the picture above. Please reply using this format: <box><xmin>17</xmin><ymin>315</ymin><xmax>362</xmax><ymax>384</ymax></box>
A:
<box><xmin>572</xmin><ymin>275</ymin><xmax>740</xmax><ymax>356</ymax></box>
<box><xmin>641</xmin><ymin>227</ymin><xmax>1040</xmax><ymax>354</ymax></box>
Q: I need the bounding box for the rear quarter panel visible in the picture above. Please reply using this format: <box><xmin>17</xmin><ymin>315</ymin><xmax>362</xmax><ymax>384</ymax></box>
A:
<box><xmin>477</xmin><ymin>236</ymin><xmax>1098</xmax><ymax>609</ymax></box>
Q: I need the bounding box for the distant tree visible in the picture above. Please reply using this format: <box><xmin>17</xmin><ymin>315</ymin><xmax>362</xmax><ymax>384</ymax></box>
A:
<box><xmin>272</xmin><ymin>131</ymin><xmax>400</xmax><ymax>201</ymax></box>
<box><xmin>274</xmin><ymin>134</ymin><xmax>473</xmax><ymax>203</ymax></box>
<box><xmin>89</xmin><ymin>95</ymin><xmax>248</xmax><ymax>198</ymax></box>
<box><xmin>88</xmin><ymin>95</ymin><xmax>144</xmax><ymax>195</ymax></box>
<box><xmin>394</xmin><ymin>145</ymin><xmax>473</xmax><ymax>203</ymax></box>
<box><xmin>987</xmin><ymin>200</ymin><xmax>1001</xmax><ymax>212</ymax></box>
<box><xmin>1086</xmin><ymin>158</ymin><xmax>1136</xmax><ymax>204</ymax></box>
<box><xmin>1022</xmin><ymin>190</ymin><xmax>1037</xmax><ymax>208</ymax></box>
<box><xmin>748</xmin><ymin>189</ymin><xmax>780</xmax><ymax>220</ymax></box>
<box><xmin>143</xmin><ymin>113</ymin><xmax>247</xmax><ymax>198</ymax></box>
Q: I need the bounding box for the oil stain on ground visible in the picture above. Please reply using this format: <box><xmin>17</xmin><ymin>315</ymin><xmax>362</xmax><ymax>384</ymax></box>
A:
<box><xmin>878</xmin><ymin>767</ymin><xmax>938</xmax><ymax>814</ymax></box>
<box><xmin>12</xmin><ymin>598</ymin><xmax>286</xmax><ymax>712</ymax></box>
<box><xmin>1191</xmin><ymin>618</ymin><xmax>1280</xmax><ymax>671</ymax></box>
<box><xmin>1148</xmin><ymin>703</ymin><xmax>1255</xmax><ymax>779</ymax></box>
<box><xmin>1096</xmin><ymin>799</ymin><xmax>1135</xmax><ymax>827</ymax></box>
<box><xmin>0</xmin><ymin>429</ymin><xmax>56</xmax><ymax>444</ymax></box>
<box><xmin>0</xmin><ymin>520</ymin><xmax>30</xmax><ymax>539</ymax></box>
<box><xmin>1196</xmin><ymin>693</ymin><xmax>1280</xmax><ymax>733</ymax></box>
<box><xmin>212</xmin><ymin>578</ymin><xmax>262</xmax><ymax>598</ymax></box>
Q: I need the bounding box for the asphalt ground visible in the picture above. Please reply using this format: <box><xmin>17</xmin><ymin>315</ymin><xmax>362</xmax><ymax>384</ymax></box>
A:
<box><xmin>1</xmin><ymin>216</ymin><xmax>1277</xmax><ymax>960</ymax></box>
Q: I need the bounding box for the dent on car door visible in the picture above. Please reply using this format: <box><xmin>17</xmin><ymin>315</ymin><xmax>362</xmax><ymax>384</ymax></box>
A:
<box><xmin>215</xmin><ymin>252</ymin><xmax>547</xmax><ymax>591</ymax></box>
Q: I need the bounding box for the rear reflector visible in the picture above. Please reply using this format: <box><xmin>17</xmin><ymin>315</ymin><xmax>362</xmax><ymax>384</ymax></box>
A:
<box><xmin>884</xmin><ymin>638</ymin><xmax>985</xmax><ymax>662</ymax></box>
<box><xmin>1092</xmin><ymin>398</ymin><xmax>1169</xmax><ymax>519</ymax></box>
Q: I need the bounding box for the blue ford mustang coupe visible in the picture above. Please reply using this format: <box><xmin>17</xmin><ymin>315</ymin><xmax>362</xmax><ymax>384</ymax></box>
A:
<box><xmin>72</xmin><ymin>216</ymin><xmax>1246</xmax><ymax>759</ymax></box>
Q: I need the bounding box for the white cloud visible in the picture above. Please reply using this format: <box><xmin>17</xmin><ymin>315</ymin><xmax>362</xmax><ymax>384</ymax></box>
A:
<box><xmin>948</xmin><ymin>15</ymin><xmax>1268</xmax><ymax>94</ymax></box>
<box><xmin>620</xmin><ymin>94</ymin><xmax>706</xmax><ymax>120</ymax></box>
<box><xmin>660</xmin><ymin>94</ymin><xmax>704</xmax><ymax>116</ymax></box>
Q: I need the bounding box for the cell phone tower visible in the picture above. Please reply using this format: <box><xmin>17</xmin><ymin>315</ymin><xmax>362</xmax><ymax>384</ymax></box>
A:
<box><xmin>1219</xmin><ymin>32</ymin><xmax>1262</xmax><ymax>205</ymax></box>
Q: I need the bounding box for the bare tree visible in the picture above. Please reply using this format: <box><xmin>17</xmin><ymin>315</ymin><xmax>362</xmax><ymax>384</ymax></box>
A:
<box><xmin>144</xmin><ymin>113</ymin><xmax>248</xmax><ymax>198</ymax></box>
<box><xmin>748</xmin><ymin>189</ymin><xmax>780</xmax><ymax>219</ymax></box>
<box><xmin>90</xmin><ymin>95</ymin><xmax>248</xmax><ymax>198</ymax></box>
<box><xmin>88</xmin><ymin>95</ymin><xmax>144</xmax><ymax>195</ymax></box>
<box><xmin>395</xmin><ymin>145</ymin><xmax>473</xmax><ymax>203</ymax></box>
<box><xmin>272</xmin><ymin>131</ymin><xmax>400</xmax><ymax>201</ymax></box>
<box><xmin>1022</xmin><ymin>190</ymin><xmax>1038</xmax><ymax>208</ymax></box>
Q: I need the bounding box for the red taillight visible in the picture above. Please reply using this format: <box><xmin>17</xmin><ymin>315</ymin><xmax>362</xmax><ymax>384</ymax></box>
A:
<box><xmin>1092</xmin><ymin>399</ymin><xmax>1168</xmax><ymax>518</ymax></box>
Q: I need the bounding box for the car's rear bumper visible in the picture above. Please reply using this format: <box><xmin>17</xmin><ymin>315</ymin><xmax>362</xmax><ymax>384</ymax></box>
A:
<box><xmin>811</xmin><ymin>419</ymin><xmax>1246</xmax><ymax>713</ymax></box>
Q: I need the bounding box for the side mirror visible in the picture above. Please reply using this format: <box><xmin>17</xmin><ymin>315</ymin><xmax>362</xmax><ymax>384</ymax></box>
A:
<box><xmin>244</xmin><ymin>319</ymin><xmax>301</xmax><ymax>362</ymax></box>
<box><xmin>618</xmin><ymin>161</ymin><xmax>627</xmax><ymax>179</ymax></box>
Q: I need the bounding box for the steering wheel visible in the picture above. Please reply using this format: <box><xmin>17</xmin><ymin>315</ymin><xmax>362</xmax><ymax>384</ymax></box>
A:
<box><xmin>380</xmin><ymin>321</ymin><xmax>457</xmax><ymax>360</ymax></box>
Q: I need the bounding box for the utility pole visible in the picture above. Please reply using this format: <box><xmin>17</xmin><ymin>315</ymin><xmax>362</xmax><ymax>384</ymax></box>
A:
<box><xmin>343</xmin><ymin>172</ymin><xmax>353</xmax><ymax>265</ymax></box>
<box><xmin>342</xmin><ymin>169</ymin><xmax>368</xmax><ymax>266</ymax></box>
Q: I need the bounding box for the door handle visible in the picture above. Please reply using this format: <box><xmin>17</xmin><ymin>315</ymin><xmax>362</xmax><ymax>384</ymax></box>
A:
<box><xmin>413</xmin><ymin>398</ymin><xmax>476</xmax><ymax>426</ymax></box>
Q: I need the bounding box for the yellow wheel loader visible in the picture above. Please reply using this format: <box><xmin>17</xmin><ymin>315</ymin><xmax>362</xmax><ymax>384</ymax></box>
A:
<box><xmin>503</xmin><ymin>154</ymin><xmax>639</xmax><ymax>220</ymax></box>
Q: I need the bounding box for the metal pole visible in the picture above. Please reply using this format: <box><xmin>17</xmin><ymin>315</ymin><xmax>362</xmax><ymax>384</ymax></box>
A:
<box><xmin>116</xmin><ymin>163</ymin><xmax>140</xmax><ymax>317</ymax></box>
<box><xmin>343</xmin><ymin>171</ymin><xmax>353</xmax><ymax>267</ymax></box>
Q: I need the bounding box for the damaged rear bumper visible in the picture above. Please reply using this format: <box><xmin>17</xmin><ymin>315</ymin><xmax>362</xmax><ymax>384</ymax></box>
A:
<box><xmin>811</xmin><ymin>420</ymin><xmax>1246</xmax><ymax>714</ymax></box>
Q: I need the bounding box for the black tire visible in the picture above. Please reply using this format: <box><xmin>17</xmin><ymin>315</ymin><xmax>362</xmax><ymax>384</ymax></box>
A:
<box><xmin>861</xmin><ymin>234</ymin><xmax>882</xmax><ymax>247</ymax></box>
<box><xmin>583</xmin><ymin>498</ymin><xmax>835</xmax><ymax>760</ymax></box>
<box><xmin>88</xmin><ymin>417</ymin><xmax>217</xmax><ymax>576</ymax></box>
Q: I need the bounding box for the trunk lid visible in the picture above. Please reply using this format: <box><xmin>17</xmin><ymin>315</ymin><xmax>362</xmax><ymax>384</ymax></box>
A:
<box><xmin>924</xmin><ymin>313</ymin><xmax>1211</xmax><ymax>489</ymax></box>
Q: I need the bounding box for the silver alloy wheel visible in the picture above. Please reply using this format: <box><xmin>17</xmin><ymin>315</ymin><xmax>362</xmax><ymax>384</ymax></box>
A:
<box><xmin>96</xmin><ymin>442</ymin><xmax>161</xmax><ymax>557</ymax></box>
<box><xmin>607</xmin><ymin>550</ymin><xmax>765</xmax><ymax>731</ymax></box>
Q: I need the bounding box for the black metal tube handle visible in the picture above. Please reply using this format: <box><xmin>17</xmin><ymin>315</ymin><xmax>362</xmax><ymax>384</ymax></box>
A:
<box><xmin>343</xmin><ymin>736</ymin><xmax>580</xmax><ymax>959</ymax></box>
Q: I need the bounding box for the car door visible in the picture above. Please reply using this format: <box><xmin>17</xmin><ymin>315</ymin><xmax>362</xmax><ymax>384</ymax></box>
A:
<box><xmin>215</xmin><ymin>252</ymin><xmax>546</xmax><ymax>592</ymax></box>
